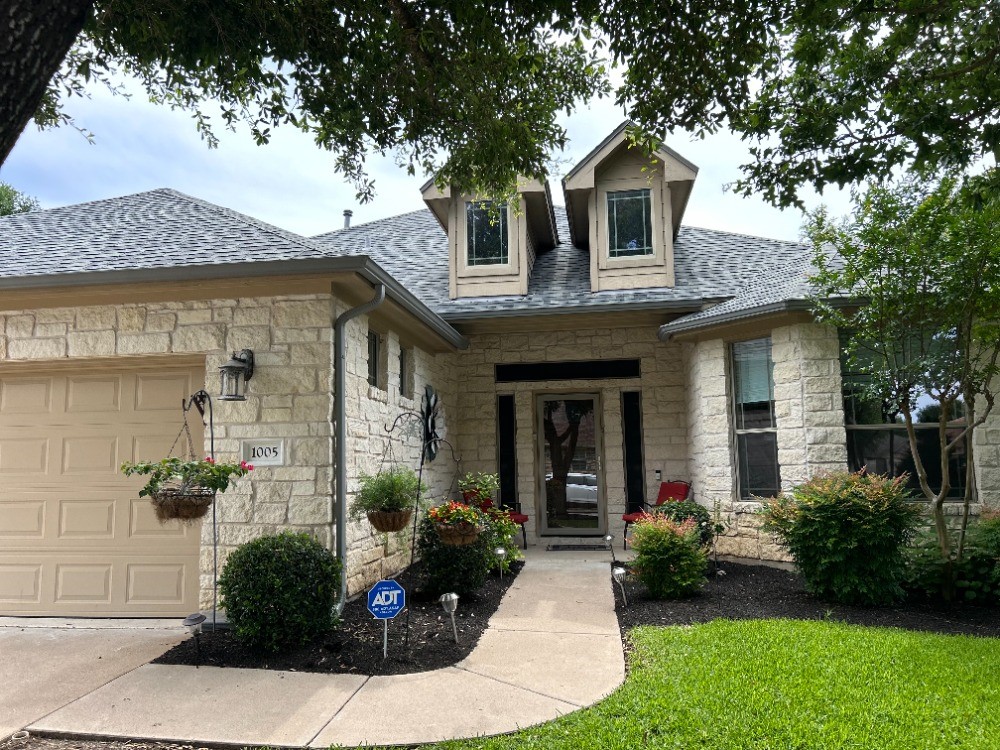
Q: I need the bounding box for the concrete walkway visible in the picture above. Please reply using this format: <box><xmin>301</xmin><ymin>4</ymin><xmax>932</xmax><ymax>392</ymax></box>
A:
<box><xmin>27</xmin><ymin>548</ymin><xmax>624</xmax><ymax>748</ymax></box>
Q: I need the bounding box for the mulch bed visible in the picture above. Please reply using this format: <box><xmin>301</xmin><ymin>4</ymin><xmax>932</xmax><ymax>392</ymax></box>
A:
<box><xmin>153</xmin><ymin>560</ymin><xmax>522</xmax><ymax>676</ymax></box>
<box><xmin>615</xmin><ymin>561</ymin><xmax>1000</xmax><ymax>642</ymax></box>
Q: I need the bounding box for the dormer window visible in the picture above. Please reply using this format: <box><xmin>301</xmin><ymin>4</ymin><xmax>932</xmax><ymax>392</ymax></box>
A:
<box><xmin>466</xmin><ymin>201</ymin><xmax>509</xmax><ymax>266</ymax></box>
<box><xmin>607</xmin><ymin>189</ymin><xmax>653</xmax><ymax>258</ymax></box>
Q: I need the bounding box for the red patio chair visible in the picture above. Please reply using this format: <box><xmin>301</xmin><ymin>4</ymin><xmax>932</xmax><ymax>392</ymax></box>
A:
<box><xmin>622</xmin><ymin>480</ymin><xmax>692</xmax><ymax>549</ymax></box>
<box><xmin>478</xmin><ymin>499</ymin><xmax>528</xmax><ymax>549</ymax></box>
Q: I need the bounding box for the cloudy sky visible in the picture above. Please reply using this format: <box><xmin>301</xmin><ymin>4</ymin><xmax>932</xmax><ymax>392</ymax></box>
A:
<box><xmin>0</xmin><ymin>79</ymin><xmax>853</xmax><ymax>243</ymax></box>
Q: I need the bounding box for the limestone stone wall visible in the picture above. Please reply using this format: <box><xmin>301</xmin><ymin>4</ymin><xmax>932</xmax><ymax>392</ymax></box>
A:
<box><xmin>449</xmin><ymin>326</ymin><xmax>687</xmax><ymax>546</ymax></box>
<box><xmin>975</xmin><ymin>380</ymin><xmax>1000</xmax><ymax>510</ymax></box>
<box><xmin>0</xmin><ymin>295</ymin><xmax>336</xmax><ymax>609</ymax></box>
<box><xmin>340</xmin><ymin>311</ymin><xmax>457</xmax><ymax>595</ymax></box>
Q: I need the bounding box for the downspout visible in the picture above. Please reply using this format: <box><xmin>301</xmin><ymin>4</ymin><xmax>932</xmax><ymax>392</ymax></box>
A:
<box><xmin>332</xmin><ymin>284</ymin><xmax>386</xmax><ymax>614</ymax></box>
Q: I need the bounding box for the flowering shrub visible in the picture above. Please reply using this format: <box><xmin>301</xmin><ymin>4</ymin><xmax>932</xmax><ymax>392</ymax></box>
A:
<box><xmin>428</xmin><ymin>500</ymin><xmax>486</xmax><ymax>528</ymax></box>
<box><xmin>630</xmin><ymin>514</ymin><xmax>707</xmax><ymax>599</ymax></box>
<box><xmin>121</xmin><ymin>456</ymin><xmax>252</xmax><ymax>498</ymax></box>
<box><xmin>655</xmin><ymin>500</ymin><xmax>717</xmax><ymax>547</ymax></box>
<box><xmin>760</xmin><ymin>470</ymin><xmax>920</xmax><ymax>605</ymax></box>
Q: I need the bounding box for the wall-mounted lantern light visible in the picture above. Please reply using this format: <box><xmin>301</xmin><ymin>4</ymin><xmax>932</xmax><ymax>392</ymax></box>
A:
<box><xmin>219</xmin><ymin>349</ymin><xmax>254</xmax><ymax>401</ymax></box>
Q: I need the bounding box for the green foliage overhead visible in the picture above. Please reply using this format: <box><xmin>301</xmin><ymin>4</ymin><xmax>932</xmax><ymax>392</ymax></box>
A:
<box><xmin>760</xmin><ymin>471</ymin><xmax>921</xmax><ymax>605</ymax></box>
<box><xmin>40</xmin><ymin>1</ymin><xmax>607</xmax><ymax>204</ymax></box>
<box><xmin>0</xmin><ymin>183</ymin><xmax>39</xmax><ymax>216</ymax></box>
<box><xmin>21</xmin><ymin>2</ymin><xmax>995</xmax><ymax>206</ymax></box>
<box><xmin>218</xmin><ymin>531</ymin><xmax>341</xmax><ymax>653</ymax></box>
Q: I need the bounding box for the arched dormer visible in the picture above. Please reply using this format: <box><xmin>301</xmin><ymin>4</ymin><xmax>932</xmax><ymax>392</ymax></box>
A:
<box><xmin>421</xmin><ymin>178</ymin><xmax>558</xmax><ymax>300</ymax></box>
<box><xmin>562</xmin><ymin>122</ymin><xmax>698</xmax><ymax>292</ymax></box>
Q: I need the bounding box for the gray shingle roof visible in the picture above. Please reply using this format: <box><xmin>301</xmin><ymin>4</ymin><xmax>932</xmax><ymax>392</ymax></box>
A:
<box><xmin>0</xmin><ymin>188</ymin><xmax>326</xmax><ymax>277</ymax></box>
<box><xmin>312</xmin><ymin>206</ymin><xmax>808</xmax><ymax>320</ymax></box>
<box><xmin>658</xmin><ymin>248</ymin><xmax>818</xmax><ymax>337</ymax></box>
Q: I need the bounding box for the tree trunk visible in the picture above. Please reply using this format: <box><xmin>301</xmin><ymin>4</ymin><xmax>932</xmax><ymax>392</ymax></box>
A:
<box><xmin>0</xmin><ymin>0</ymin><xmax>93</xmax><ymax>166</ymax></box>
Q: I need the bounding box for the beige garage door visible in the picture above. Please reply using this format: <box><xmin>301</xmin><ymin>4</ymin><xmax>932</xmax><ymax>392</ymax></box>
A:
<box><xmin>0</xmin><ymin>362</ymin><xmax>205</xmax><ymax>616</ymax></box>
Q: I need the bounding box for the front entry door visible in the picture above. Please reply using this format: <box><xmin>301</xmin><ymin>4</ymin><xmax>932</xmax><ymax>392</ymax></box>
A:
<box><xmin>537</xmin><ymin>394</ymin><xmax>604</xmax><ymax>535</ymax></box>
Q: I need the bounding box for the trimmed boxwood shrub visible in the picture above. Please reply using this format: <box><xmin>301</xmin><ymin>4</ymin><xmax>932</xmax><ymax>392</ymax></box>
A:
<box><xmin>630</xmin><ymin>514</ymin><xmax>707</xmax><ymax>599</ymax></box>
<box><xmin>417</xmin><ymin>505</ymin><xmax>520</xmax><ymax>595</ymax></box>
<box><xmin>760</xmin><ymin>471</ymin><xmax>920</xmax><ymax>605</ymax></box>
<box><xmin>218</xmin><ymin>531</ymin><xmax>342</xmax><ymax>653</ymax></box>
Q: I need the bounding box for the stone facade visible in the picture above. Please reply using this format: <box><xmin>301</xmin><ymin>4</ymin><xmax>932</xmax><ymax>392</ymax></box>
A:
<box><xmin>448</xmin><ymin>325</ymin><xmax>687</xmax><ymax>546</ymax></box>
<box><xmin>0</xmin><ymin>294</ymin><xmax>452</xmax><ymax>607</ymax></box>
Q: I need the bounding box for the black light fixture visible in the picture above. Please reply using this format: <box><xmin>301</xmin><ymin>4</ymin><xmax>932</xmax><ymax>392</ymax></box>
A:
<box><xmin>218</xmin><ymin>349</ymin><xmax>254</xmax><ymax>401</ymax></box>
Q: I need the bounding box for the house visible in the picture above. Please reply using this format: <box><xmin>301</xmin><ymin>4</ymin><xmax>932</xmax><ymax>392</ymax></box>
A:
<box><xmin>0</xmin><ymin>123</ymin><xmax>994</xmax><ymax>617</ymax></box>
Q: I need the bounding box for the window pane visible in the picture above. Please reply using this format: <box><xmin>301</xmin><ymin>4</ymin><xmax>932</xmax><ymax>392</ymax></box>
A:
<box><xmin>732</xmin><ymin>338</ymin><xmax>775</xmax><ymax>429</ymax></box>
<box><xmin>367</xmin><ymin>331</ymin><xmax>379</xmax><ymax>387</ymax></box>
<box><xmin>466</xmin><ymin>201</ymin><xmax>508</xmax><ymax>265</ymax></box>
<box><xmin>846</xmin><ymin>427</ymin><xmax>967</xmax><ymax>498</ymax></box>
<box><xmin>607</xmin><ymin>189</ymin><xmax>653</xmax><ymax>257</ymax></box>
<box><xmin>737</xmin><ymin>432</ymin><xmax>781</xmax><ymax>498</ymax></box>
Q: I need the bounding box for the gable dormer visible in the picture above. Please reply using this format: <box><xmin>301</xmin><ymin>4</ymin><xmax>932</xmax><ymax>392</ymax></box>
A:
<box><xmin>563</xmin><ymin>122</ymin><xmax>698</xmax><ymax>292</ymax></box>
<box><xmin>422</xmin><ymin>178</ymin><xmax>557</xmax><ymax>300</ymax></box>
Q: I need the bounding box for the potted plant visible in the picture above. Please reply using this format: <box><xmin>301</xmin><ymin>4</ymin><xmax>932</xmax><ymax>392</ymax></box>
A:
<box><xmin>121</xmin><ymin>456</ymin><xmax>253</xmax><ymax>523</ymax></box>
<box><xmin>428</xmin><ymin>500</ymin><xmax>487</xmax><ymax>546</ymax></box>
<box><xmin>349</xmin><ymin>467</ymin><xmax>425</xmax><ymax>533</ymax></box>
<box><xmin>458</xmin><ymin>471</ymin><xmax>500</xmax><ymax>508</ymax></box>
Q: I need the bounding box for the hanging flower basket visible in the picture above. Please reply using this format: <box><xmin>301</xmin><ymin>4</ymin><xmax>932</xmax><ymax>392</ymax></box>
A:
<box><xmin>150</xmin><ymin>486</ymin><xmax>215</xmax><ymax>522</ymax></box>
<box><xmin>435</xmin><ymin>521</ymin><xmax>484</xmax><ymax>547</ymax></box>
<box><xmin>367</xmin><ymin>509</ymin><xmax>413</xmax><ymax>533</ymax></box>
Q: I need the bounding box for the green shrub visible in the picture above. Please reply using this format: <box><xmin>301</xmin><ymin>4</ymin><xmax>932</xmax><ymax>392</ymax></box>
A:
<box><xmin>218</xmin><ymin>531</ymin><xmax>341</xmax><ymax>652</ymax></box>
<box><xmin>904</xmin><ymin>512</ymin><xmax>1000</xmax><ymax>603</ymax></box>
<box><xmin>760</xmin><ymin>471</ymin><xmax>920</xmax><ymax>605</ymax></box>
<box><xmin>655</xmin><ymin>500</ymin><xmax>715</xmax><ymax>547</ymax></box>
<box><xmin>417</xmin><ymin>504</ymin><xmax>520</xmax><ymax>595</ymax></box>
<box><xmin>349</xmin><ymin>467</ymin><xmax>426</xmax><ymax>519</ymax></box>
<box><xmin>630</xmin><ymin>514</ymin><xmax>707</xmax><ymax>599</ymax></box>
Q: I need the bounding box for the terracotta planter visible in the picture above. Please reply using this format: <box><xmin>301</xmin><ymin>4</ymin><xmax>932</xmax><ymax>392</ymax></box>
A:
<box><xmin>150</xmin><ymin>486</ymin><xmax>214</xmax><ymax>523</ymax></box>
<box><xmin>435</xmin><ymin>521</ymin><xmax>483</xmax><ymax>547</ymax></box>
<box><xmin>367</xmin><ymin>509</ymin><xmax>413</xmax><ymax>533</ymax></box>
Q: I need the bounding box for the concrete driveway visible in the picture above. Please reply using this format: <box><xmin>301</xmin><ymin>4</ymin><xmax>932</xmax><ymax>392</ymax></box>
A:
<box><xmin>0</xmin><ymin>621</ymin><xmax>184</xmax><ymax>741</ymax></box>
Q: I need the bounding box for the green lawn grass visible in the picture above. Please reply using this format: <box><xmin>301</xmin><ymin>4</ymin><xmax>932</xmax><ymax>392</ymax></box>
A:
<box><xmin>428</xmin><ymin>620</ymin><xmax>1000</xmax><ymax>749</ymax></box>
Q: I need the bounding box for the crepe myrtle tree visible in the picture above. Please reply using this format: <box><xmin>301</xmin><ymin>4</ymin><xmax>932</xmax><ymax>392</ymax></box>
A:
<box><xmin>808</xmin><ymin>172</ymin><xmax>1000</xmax><ymax>583</ymax></box>
<box><xmin>4</xmin><ymin>2</ymin><xmax>998</xmax><ymax>207</ymax></box>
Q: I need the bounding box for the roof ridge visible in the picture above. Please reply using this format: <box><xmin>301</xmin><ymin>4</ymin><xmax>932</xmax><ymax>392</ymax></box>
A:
<box><xmin>0</xmin><ymin>187</ymin><xmax>183</xmax><ymax>222</ymax></box>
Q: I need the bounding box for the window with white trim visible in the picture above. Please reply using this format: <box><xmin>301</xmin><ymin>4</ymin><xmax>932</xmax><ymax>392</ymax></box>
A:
<box><xmin>465</xmin><ymin>201</ymin><xmax>508</xmax><ymax>266</ymax></box>
<box><xmin>606</xmin><ymin>188</ymin><xmax>653</xmax><ymax>258</ymax></box>
<box><xmin>731</xmin><ymin>338</ymin><xmax>781</xmax><ymax>498</ymax></box>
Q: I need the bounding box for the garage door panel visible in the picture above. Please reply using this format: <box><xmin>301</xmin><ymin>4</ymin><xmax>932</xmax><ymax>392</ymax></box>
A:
<box><xmin>130</xmin><ymin>499</ymin><xmax>187</xmax><ymax>538</ymax></box>
<box><xmin>55</xmin><ymin>563</ymin><xmax>113</xmax><ymax>603</ymax></box>
<box><xmin>59</xmin><ymin>499</ymin><xmax>116</xmax><ymax>539</ymax></box>
<box><xmin>0</xmin><ymin>364</ymin><xmax>203</xmax><ymax>616</ymax></box>
<box><xmin>0</xmin><ymin>564</ymin><xmax>42</xmax><ymax>603</ymax></box>
<box><xmin>126</xmin><ymin>563</ymin><xmax>186</xmax><ymax>605</ymax></box>
<box><xmin>135</xmin><ymin>371</ymin><xmax>197</xmax><ymax>413</ymax></box>
<box><xmin>0</xmin><ymin>501</ymin><xmax>45</xmax><ymax>538</ymax></box>
<box><xmin>0</xmin><ymin>438</ymin><xmax>50</xmax><ymax>475</ymax></box>
<box><xmin>0</xmin><ymin>378</ymin><xmax>55</xmax><ymax>415</ymax></box>
<box><xmin>66</xmin><ymin>375</ymin><xmax>122</xmax><ymax>413</ymax></box>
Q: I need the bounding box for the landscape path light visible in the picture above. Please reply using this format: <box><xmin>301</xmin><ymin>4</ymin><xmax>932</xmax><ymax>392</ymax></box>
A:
<box><xmin>439</xmin><ymin>592</ymin><xmax>460</xmax><ymax>643</ymax></box>
<box><xmin>604</xmin><ymin>533</ymin><xmax>616</xmax><ymax>562</ymax></box>
<box><xmin>183</xmin><ymin>612</ymin><xmax>207</xmax><ymax>666</ymax></box>
<box><xmin>612</xmin><ymin>565</ymin><xmax>628</xmax><ymax>606</ymax></box>
<box><xmin>494</xmin><ymin>546</ymin><xmax>507</xmax><ymax>579</ymax></box>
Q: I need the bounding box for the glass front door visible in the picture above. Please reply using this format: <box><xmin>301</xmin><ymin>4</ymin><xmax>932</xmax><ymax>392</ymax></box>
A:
<box><xmin>537</xmin><ymin>394</ymin><xmax>604</xmax><ymax>535</ymax></box>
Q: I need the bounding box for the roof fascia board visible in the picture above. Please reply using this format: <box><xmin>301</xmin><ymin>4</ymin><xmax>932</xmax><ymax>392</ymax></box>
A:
<box><xmin>658</xmin><ymin>297</ymin><xmax>857</xmax><ymax>340</ymax></box>
<box><xmin>0</xmin><ymin>256</ymin><xmax>468</xmax><ymax>351</ymax></box>
<box><xmin>441</xmin><ymin>297</ymin><xmax>720</xmax><ymax>323</ymax></box>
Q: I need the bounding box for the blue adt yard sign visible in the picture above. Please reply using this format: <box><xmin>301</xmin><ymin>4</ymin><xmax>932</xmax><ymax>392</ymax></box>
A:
<box><xmin>367</xmin><ymin>579</ymin><xmax>406</xmax><ymax>619</ymax></box>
